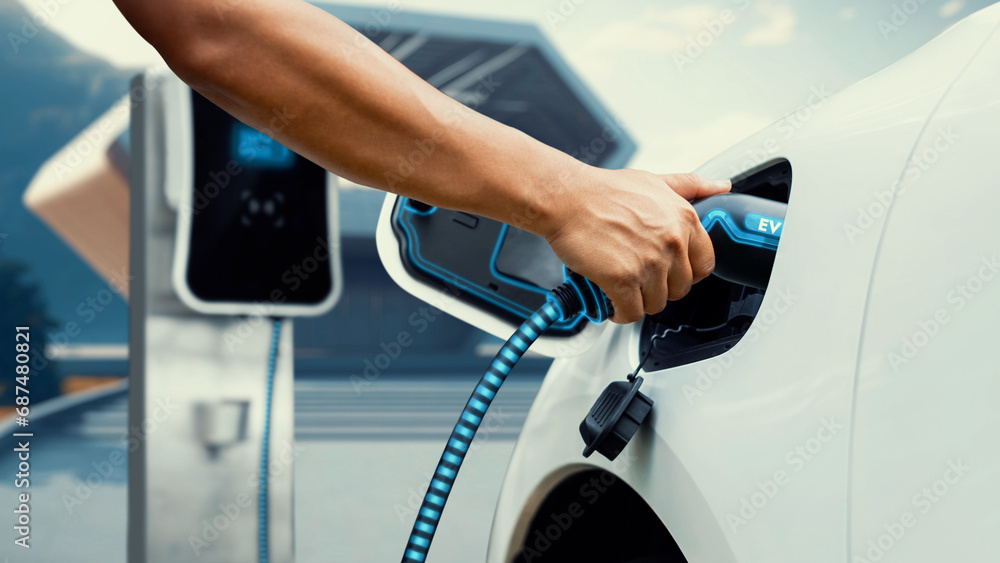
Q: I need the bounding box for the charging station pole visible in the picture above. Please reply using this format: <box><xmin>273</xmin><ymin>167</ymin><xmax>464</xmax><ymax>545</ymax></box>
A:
<box><xmin>127</xmin><ymin>73</ymin><xmax>296</xmax><ymax>563</ymax></box>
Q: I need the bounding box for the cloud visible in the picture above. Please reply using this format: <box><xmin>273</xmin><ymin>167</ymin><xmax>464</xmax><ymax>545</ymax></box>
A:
<box><xmin>839</xmin><ymin>7</ymin><xmax>857</xmax><ymax>21</ymax></box>
<box><xmin>587</xmin><ymin>5</ymin><xmax>732</xmax><ymax>54</ymax></box>
<box><xmin>743</xmin><ymin>2</ymin><xmax>797</xmax><ymax>46</ymax></box>
<box><xmin>939</xmin><ymin>0</ymin><xmax>966</xmax><ymax>18</ymax></box>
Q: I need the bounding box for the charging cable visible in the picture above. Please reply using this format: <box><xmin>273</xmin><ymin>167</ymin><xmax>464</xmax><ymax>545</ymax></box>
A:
<box><xmin>260</xmin><ymin>318</ymin><xmax>283</xmax><ymax>563</ymax></box>
<box><xmin>401</xmin><ymin>192</ymin><xmax>787</xmax><ymax>560</ymax></box>
<box><xmin>401</xmin><ymin>273</ymin><xmax>609</xmax><ymax>563</ymax></box>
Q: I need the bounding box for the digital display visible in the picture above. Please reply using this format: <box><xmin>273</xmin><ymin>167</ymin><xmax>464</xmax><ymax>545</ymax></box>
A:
<box><xmin>186</xmin><ymin>91</ymin><xmax>332</xmax><ymax>305</ymax></box>
<box><xmin>231</xmin><ymin>123</ymin><xmax>294</xmax><ymax>168</ymax></box>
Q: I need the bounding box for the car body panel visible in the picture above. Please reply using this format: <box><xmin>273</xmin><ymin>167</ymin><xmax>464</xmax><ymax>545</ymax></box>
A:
<box><xmin>849</xmin><ymin>18</ymin><xmax>1000</xmax><ymax>563</ymax></box>
<box><xmin>487</xmin><ymin>4</ymin><xmax>1000</xmax><ymax>562</ymax></box>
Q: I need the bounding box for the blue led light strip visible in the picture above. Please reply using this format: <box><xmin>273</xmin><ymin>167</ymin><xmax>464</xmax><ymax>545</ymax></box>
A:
<box><xmin>400</xmin><ymin>301</ymin><xmax>564</xmax><ymax>563</ymax></box>
<box><xmin>397</xmin><ymin>200</ymin><xmax>587</xmax><ymax>333</ymax></box>
<box><xmin>259</xmin><ymin>319</ymin><xmax>282</xmax><ymax>563</ymax></box>
<box><xmin>701</xmin><ymin>209</ymin><xmax>780</xmax><ymax>250</ymax></box>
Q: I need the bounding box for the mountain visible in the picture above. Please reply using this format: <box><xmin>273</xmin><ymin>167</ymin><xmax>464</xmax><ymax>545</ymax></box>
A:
<box><xmin>0</xmin><ymin>0</ymin><xmax>135</xmax><ymax>347</ymax></box>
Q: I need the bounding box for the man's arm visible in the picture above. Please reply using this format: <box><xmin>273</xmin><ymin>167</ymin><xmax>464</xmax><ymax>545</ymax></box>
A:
<box><xmin>112</xmin><ymin>0</ymin><xmax>729</xmax><ymax>323</ymax></box>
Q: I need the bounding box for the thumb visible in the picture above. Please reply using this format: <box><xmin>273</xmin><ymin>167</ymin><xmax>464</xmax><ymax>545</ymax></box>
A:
<box><xmin>660</xmin><ymin>173</ymin><xmax>731</xmax><ymax>200</ymax></box>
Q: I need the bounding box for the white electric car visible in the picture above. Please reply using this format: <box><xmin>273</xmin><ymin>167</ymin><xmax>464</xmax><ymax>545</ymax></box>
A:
<box><xmin>379</xmin><ymin>4</ymin><xmax>1000</xmax><ymax>562</ymax></box>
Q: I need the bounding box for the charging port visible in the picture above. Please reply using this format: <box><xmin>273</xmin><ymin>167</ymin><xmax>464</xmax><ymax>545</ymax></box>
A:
<box><xmin>639</xmin><ymin>158</ymin><xmax>791</xmax><ymax>373</ymax></box>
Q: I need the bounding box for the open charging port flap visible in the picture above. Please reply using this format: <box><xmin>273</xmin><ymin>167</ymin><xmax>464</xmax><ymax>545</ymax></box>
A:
<box><xmin>639</xmin><ymin>158</ymin><xmax>791</xmax><ymax>373</ymax></box>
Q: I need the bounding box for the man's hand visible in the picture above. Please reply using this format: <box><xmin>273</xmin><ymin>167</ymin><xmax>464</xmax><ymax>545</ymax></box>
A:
<box><xmin>543</xmin><ymin>170</ymin><xmax>730</xmax><ymax>324</ymax></box>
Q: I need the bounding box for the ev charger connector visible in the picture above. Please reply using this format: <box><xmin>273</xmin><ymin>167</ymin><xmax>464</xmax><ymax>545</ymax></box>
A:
<box><xmin>578</xmin><ymin>192</ymin><xmax>788</xmax><ymax>461</ymax></box>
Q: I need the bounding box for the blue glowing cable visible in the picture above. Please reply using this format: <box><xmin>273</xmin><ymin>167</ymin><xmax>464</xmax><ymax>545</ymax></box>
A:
<box><xmin>260</xmin><ymin>319</ymin><xmax>282</xmax><ymax>563</ymax></box>
<box><xmin>400</xmin><ymin>299</ymin><xmax>565</xmax><ymax>563</ymax></box>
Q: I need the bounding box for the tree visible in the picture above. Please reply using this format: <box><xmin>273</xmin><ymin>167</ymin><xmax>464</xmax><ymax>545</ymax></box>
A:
<box><xmin>0</xmin><ymin>260</ymin><xmax>62</xmax><ymax>405</ymax></box>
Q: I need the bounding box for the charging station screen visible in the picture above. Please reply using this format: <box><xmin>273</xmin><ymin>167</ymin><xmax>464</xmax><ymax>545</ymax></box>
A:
<box><xmin>231</xmin><ymin>123</ymin><xmax>295</xmax><ymax>168</ymax></box>
<box><xmin>186</xmin><ymin>92</ymin><xmax>332</xmax><ymax>305</ymax></box>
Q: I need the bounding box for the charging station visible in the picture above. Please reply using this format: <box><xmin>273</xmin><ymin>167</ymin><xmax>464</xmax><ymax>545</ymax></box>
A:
<box><xmin>127</xmin><ymin>70</ymin><xmax>341</xmax><ymax>563</ymax></box>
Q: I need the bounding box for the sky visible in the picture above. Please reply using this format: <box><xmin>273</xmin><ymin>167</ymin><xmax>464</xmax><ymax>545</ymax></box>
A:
<box><xmin>15</xmin><ymin>0</ymin><xmax>995</xmax><ymax>171</ymax></box>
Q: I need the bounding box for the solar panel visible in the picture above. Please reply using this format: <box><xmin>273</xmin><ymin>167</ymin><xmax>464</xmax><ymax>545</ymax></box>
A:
<box><xmin>322</xmin><ymin>3</ymin><xmax>636</xmax><ymax>167</ymax></box>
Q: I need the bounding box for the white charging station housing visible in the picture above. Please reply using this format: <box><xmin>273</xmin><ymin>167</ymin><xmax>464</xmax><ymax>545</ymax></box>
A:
<box><xmin>160</xmin><ymin>73</ymin><xmax>343</xmax><ymax>317</ymax></box>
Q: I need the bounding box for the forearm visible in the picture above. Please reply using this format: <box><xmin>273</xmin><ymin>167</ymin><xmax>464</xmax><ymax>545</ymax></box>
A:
<box><xmin>114</xmin><ymin>0</ymin><xmax>581</xmax><ymax>236</ymax></box>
